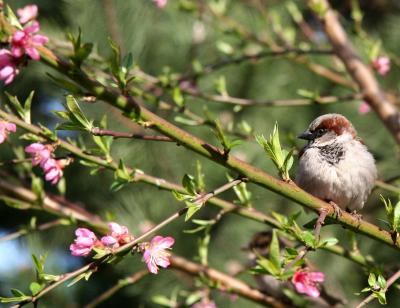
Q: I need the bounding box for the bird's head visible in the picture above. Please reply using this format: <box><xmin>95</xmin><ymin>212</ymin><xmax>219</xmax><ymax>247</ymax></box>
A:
<box><xmin>298</xmin><ymin>114</ymin><xmax>357</xmax><ymax>146</ymax></box>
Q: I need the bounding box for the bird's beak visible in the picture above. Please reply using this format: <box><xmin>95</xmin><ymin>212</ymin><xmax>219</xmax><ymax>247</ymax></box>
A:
<box><xmin>297</xmin><ymin>131</ymin><xmax>315</xmax><ymax>140</ymax></box>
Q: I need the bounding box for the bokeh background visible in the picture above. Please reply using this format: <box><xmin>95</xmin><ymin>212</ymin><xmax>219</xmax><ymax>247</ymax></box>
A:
<box><xmin>1</xmin><ymin>0</ymin><xmax>400</xmax><ymax>307</ymax></box>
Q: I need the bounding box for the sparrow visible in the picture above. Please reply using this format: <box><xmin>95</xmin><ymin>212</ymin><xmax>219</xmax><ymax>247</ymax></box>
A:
<box><xmin>295</xmin><ymin>113</ymin><xmax>377</xmax><ymax>214</ymax></box>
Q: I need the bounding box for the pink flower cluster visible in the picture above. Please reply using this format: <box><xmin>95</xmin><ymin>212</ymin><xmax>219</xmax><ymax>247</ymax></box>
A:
<box><xmin>70</xmin><ymin>222</ymin><xmax>133</xmax><ymax>257</ymax></box>
<box><xmin>292</xmin><ymin>269</ymin><xmax>325</xmax><ymax>298</ymax></box>
<box><xmin>69</xmin><ymin>223</ymin><xmax>175</xmax><ymax>274</ymax></box>
<box><xmin>100</xmin><ymin>222</ymin><xmax>133</xmax><ymax>248</ymax></box>
<box><xmin>25</xmin><ymin>143</ymin><xmax>65</xmax><ymax>185</ymax></box>
<box><xmin>372</xmin><ymin>56</ymin><xmax>390</xmax><ymax>76</ymax></box>
<box><xmin>0</xmin><ymin>4</ymin><xmax>48</xmax><ymax>85</ymax></box>
<box><xmin>0</xmin><ymin>120</ymin><xmax>16</xmax><ymax>144</ymax></box>
<box><xmin>70</xmin><ymin>228</ymin><xmax>100</xmax><ymax>256</ymax></box>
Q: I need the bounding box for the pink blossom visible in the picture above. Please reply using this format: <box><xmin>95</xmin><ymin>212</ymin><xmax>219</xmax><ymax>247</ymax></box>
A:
<box><xmin>292</xmin><ymin>269</ymin><xmax>325</xmax><ymax>298</ymax></box>
<box><xmin>109</xmin><ymin>222</ymin><xmax>129</xmax><ymax>237</ymax></box>
<box><xmin>153</xmin><ymin>0</ymin><xmax>167</xmax><ymax>8</ymax></box>
<box><xmin>25</xmin><ymin>143</ymin><xmax>52</xmax><ymax>166</ymax></box>
<box><xmin>0</xmin><ymin>49</ymin><xmax>19</xmax><ymax>84</ymax></box>
<box><xmin>358</xmin><ymin>101</ymin><xmax>371</xmax><ymax>115</ymax></box>
<box><xmin>41</xmin><ymin>158</ymin><xmax>64</xmax><ymax>185</ymax></box>
<box><xmin>192</xmin><ymin>299</ymin><xmax>217</xmax><ymax>308</ymax></box>
<box><xmin>0</xmin><ymin>120</ymin><xmax>16</xmax><ymax>144</ymax></box>
<box><xmin>99</xmin><ymin>222</ymin><xmax>133</xmax><ymax>248</ymax></box>
<box><xmin>143</xmin><ymin>235</ymin><xmax>175</xmax><ymax>274</ymax></box>
<box><xmin>108</xmin><ymin>222</ymin><xmax>132</xmax><ymax>244</ymax></box>
<box><xmin>70</xmin><ymin>228</ymin><xmax>98</xmax><ymax>256</ymax></box>
<box><xmin>25</xmin><ymin>143</ymin><xmax>66</xmax><ymax>185</ymax></box>
<box><xmin>372</xmin><ymin>56</ymin><xmax>390</xmax><ymax>76</ymax></box>
<box><xmin>101</xmin><ymin>235</ymin><xmax>119</xmax><ymax>248</ymax></box>
<box><xmin>17</xmin><ymin>4</ymin><xmax>38</xmax><ymax>24</ymax></box>
<box><xmin>11</xmin><ymin>21</ymin><xmax>49</xmax><ymax>60</ymax></box>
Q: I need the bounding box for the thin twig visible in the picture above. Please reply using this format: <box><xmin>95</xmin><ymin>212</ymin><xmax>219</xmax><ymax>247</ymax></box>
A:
<box><xmin>0</xmin><ymin>219</ymin><xmax>65</xmax><ymax>243</ymax></box>
<box><xmin>84</xmin><ymin>270</ymin><xmax>149</xmax><ymax>308</ymax></box>
<box><xmin>179</xmin><ymin>48</ymin><xmax>334</xmax><ymax>81</ymax></box>
<box><xmin>91</xmin><ymin>127</ymin><xmax>174</xmax><ymax>141</ymax></box>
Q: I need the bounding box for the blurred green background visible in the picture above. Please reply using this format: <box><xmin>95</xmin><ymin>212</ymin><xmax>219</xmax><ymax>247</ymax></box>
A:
<box><xmin>1</xmin><ymin>0</ymin><xmax>400</xmax><ymax>307</ymax></box>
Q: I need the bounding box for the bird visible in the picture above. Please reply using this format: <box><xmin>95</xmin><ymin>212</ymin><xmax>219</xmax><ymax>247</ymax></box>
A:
<box><xmin>295</xmin><ymin>113</ymin><xmax>377</xmax><ymax>215</ymax></box>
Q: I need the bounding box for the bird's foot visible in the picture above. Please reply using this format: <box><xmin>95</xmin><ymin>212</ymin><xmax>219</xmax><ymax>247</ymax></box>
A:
<box><xmin>329</xmin><ymin>201</ymin><xmax>343</xmax><ymax>219</ymax></box>
<box><xmin>348</xmin><ymin>210</ymin><xmax>363</xmax><ymax>224</ymax></box>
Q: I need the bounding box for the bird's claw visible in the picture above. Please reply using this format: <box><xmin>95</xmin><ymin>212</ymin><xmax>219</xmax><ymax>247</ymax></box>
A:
<box><xmin>329</xmin><ymin>201</ymin><xmax>343</xmax><ymax>219</ymax></box>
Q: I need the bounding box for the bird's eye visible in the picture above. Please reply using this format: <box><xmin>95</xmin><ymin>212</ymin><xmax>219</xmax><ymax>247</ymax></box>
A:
<box><xmin>315</xmin><ymin>128</ymin><xmax>326</xmax><ymax>137</ymax></box>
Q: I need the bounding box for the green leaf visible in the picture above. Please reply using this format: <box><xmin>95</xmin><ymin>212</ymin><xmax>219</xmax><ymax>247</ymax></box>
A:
<box><xmin>65</xmin><ymin>95</ymin><xmax>92</xmax><ymax>131</ymax></box>
<box><xmin>216</xmin><ymin>41</ymin><xmax>234</xmax><ymax>55</ymax></box>
<box><xmin>269</xmin><ymin>230</ymin><xmax>281</xmax><ymax>270</ymax></box>
<box><xmin>393</xmin><ymin>200</ymin><xmax>400</xmax><ymax>231</ymax></box>
<box><xmin>31</xmin><ymin>175</ymin><xmax>45</xmax><ymax>205</ymax></box>
<box><xmin>377</xmin><ymin>274</ymin><xmax>387</xmax><ymax>289</ymax></box>
<box><xmin>122</xmin><ymin>53</ymin><xmax>134</xmax><ymax>71</ymax></box>
<box><xmin>19</xmin><ymin>133</ymin><xmax>42</xmax><ymax>142</ymax></box>
<box><xmin>0</xmin><ymin>196</ymin><xmax>31</xmax><ymax>210</ymax></box>
<box><xmin>257</xmin><ymin>257</ymin><xmax>280</xmax><ymax>276</ymax></box>
<box><xmin>152</xmin><ymin>295</ymin><xmax>175</xmax><ymax>307</ymax></box>
<box><xmin>92</xmin><ymin>135</ymin><xmax>113</xmax><ymax>156</ymax></box>
<box><xmin>174</xmin><ymin>116</ymin><xmax>199</xmax><ymax>126</ymax></box>
<box><xmin>75</xmin><ymin>42</ymin><xmax>93</xmax><ymax>63</ymax></box>
<box><xmin>56</xmin><ymin>122</ymin><xmax>87</xmax><ymax>131</ymax></box>
<box><xmin>376</xmin><ymin>291</ymin><xmax>387</xmax><ymax>305</ymax></box>
<box><xmin>38</xmin><ymin>124</ymin><xmax>57</xmax><ymax>141</ymax></box>
<box><xmin>183</xmin><ymin>225</ymin><xmax>208</xmax><ymax>234</ymax></box>
<box><xmin>172</xmin><ymin>87</ymin><xmax>184</xmax><ymax>107</ymax></box>
<box><xmin>29</xmin><ymin>282</ymin><xmax>43</xmax><ymax>295</ymax></box>
<box><xmin>41</xmin><ymin>274</ymin><xmax>60</xmax><ymax>282</ymax></box>
<box><xmin>196</xmin><ymin>160</ymin><xmax>206</xmax><ymax>192</ymax></box>
<box><xmin>6</xmin><ymin>5</ymin><xmax>23</xmax><ymax>28</ymax></box>
<box><xmin>109</xmin><ymin>38</ymin><xmax>121</xmax><ymax>76</ymax></box>
<box><xmin>319</xmin><ymin>237</ymin><xmax>339</xmax><ymax>247</ymax></box>
<box><xmin>282</xmin><ymin>149</ymin><xmax>294</xmax><ymax>180</ymax></box>
<box><xmin>300</xmin><ymin>231</ymin><xmax>317</xmax><ymax>249</ymax></box>
<box><xmin>53</xmin><ymin>111</ymin><xmax>71</xmax><ymax>121</ymax></box>
<box><xmin>11</xmin><ymin>289</ymin><xmax>26</xmax><ymax>297</ymax></box>
<box><xmin>67</xmin><ymin>273</ymin><xmax>87</xmax><ymax>287</ymax></box>
<box><xmin>110</xmin><ymin>180</ymin><xmax>126</xmax><ymax>192</ymax></box>
<box><xmin>171</xmin><ymin>190</ymin><xmax>192</xmax><ymax>201</ymax></box>
<box><xmin>182</xmin><ymin>174</ymin><xmax>197</xmax><ymax>195</ymax></box>
<box><xmin>115</xmin><ymin>160</ymin><xmax>131</xmax><ymax>181</ymax></box>
<box><xmin>368</xmin><ymin>273</ymin><xmax>377</xmax><ymax>287</ymax></box>
<box><xmin>214</xmin><ymin>75</ymin><xmax>228</xmax><ymax>96</ymax></box>
<box><xmin>0</xmin><ymin>295</ymin><xmax>31</xmax><ymax>303</ymax></box>
<box><xmin>198</xmin><ymin>231</ymin><xmax>210</xmax><ymax>265</ymax></box>
<box><xmin>192</xmin><ymin>219</ymin><xmax>214</xmax><ymax>226</ymax></box>
<box><xmin>185</xmin><ymin>201</ymin><xmax>202</xmax><ymax>221</ymax></box>
<box><xmin>5</xmin><ymin>92</ymin><xmax>24</xmax><ymax>119</ymax></box>
<box><xmin>23</xmin><ymin>91</ymin><xmax>34</xmax><ymax>124</ymax></box>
